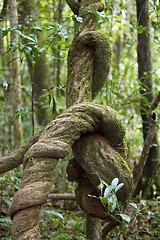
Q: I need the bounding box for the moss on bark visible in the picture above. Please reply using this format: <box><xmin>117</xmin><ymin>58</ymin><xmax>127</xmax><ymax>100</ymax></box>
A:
<box><xmin>9</xmin><ymin>0</ymin><xmax>134</xmax><ymax>239</ymax></box>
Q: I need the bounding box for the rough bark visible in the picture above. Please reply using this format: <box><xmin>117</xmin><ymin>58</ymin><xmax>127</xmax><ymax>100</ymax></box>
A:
<box><xmin>0</xmin><ymin>1</ymin><xmax>159</xmax><ymax>239</ymax></box>
<box><xmin>135</xmin><ymin>0</ymin><xmax>159</xmax><ymax>196</ymax></box>
<box><xmin>8</xmin><ymin>0</ymin><xmax>22</xmax><ymax>148</ymax></box>
<box><xmin>3</xmin><ymin>92</ymin><xmax>159</xmax><ymax>239</ymax></box>
<box><xmin>66</xmin><ymin>1</ymin><xmax>132</xmax><ymax>239</ymax></box>
<box><xmin>9</xmin><ymin>102</ymin><xmax>132</xmax><ymax>239</ymax></box>
<box><xmin>8</xmin><ymin>0</ymin><xmax>133</xmax><ymax>239</ymax></box>
<box><xmin>86</xmin><ymin>214</ymin><xmax>102</xmax><ymax>240</ymax></box>
<box><xmin>66</xmin><ymin>31</ymin><xmax>111</xmax><ymax>107</ymax></box>
<box><xmin>48</xmin><ymin>193</ymin><xmax>75</xmax><ymax>200</ymax></box>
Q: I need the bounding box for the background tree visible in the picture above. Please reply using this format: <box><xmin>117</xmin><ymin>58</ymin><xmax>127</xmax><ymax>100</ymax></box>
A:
<box><xmin>18</xmin><ymin>0</ymin><xmax>51</xmax><ymax>127</ymax></box>
<box><xmin>0</xmin><ymin>0</ymin><xmax>160</xmax><ymax>239</ymax></box>
<box><xmin>0</xmin><ymin>0</ymin><xmax>13</xmax><ymax>153</ymax></box>
<box><xmin>135</xmin><ymin>0</ymin><xmax>159</xmax><ymax>196</ymax></box>
<box><xmin>8</xmin><ymin>0</ymin><xmax>22</xmax><ymax>148</ymax></box>
<box><xmin>53</xmin><ymin>0</ymin><xmax>65</xmax><ymax>98</ymax></box>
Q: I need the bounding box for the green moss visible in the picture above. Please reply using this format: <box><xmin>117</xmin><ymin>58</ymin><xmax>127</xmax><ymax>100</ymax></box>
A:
<box><xmin>79</xmin><ymin>0</ymin><xmax>104</xmax><ymax>15</ymax></box>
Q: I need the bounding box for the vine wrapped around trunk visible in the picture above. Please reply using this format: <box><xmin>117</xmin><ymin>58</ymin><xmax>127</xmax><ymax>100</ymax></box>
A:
<box><xmin>10</xmin><ymin>103</ymin><xmax>133</xmax><ymax>239</ymax></box>
<box><xmin>9</xmin><ymin>0</ymin><xmax>134</xmax><ymax>239</ymax></box>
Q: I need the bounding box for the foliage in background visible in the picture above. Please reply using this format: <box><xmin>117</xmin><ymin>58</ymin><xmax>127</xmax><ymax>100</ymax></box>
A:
<box><xmin>0</xmin><ymin>0</ymin><xmax>160</xmax><ymax>239</ymax></box>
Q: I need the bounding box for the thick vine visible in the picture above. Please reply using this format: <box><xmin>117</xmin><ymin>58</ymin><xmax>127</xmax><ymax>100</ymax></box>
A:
<box><xmin>8</xmin><ymin>0</ymin><xmax>134</xmax><ymax>239</ymax></box>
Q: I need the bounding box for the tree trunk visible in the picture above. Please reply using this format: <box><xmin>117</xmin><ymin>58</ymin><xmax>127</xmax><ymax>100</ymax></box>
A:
<box><xmin>86</xmin><ymin>214</ymin><xmax>102</xmax><ymax>240</ymax></box>
<box><xmin>8</xmin><ymin>1</ymin><xmax>134</xmax><ymax>239</ymax></box>
<box><xmin>0</xmin><ymin>19</ymin><xmax>12</xmax><ymax>153</ymax></box>
<box><xmin>112</xmin><ymin>31</ymin><xmax>121</xmax><ymax>81</ymax></box>
<box><xmin>135</xmin><ymin>0</ymin><xmax>159</xmax><ymax>197</ymax></box>
<box><xmin>19</xmin><ymin>0</ymin><xmax>51</xmax><ymax>126</ymax></box>
<box><xmin>66</xmin><ymin>1</ymin><xmax>131</xmax><ymax>239</ymax></box>
<box><xmin>8</xmin><ymin>0</ymin><xmax>22</xmax><ymax>148</ymax></box>
<box><xmin>53</xmin><ymin>0</ymin><xmax>64</xmax><ymax>98</ymax></box>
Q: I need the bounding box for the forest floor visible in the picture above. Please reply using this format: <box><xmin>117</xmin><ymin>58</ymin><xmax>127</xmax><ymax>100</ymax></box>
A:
<box><xmin>38</xmin><ymin>197</ymin><xmax>160</xmax><ymax>240</ymax></box>
<box><xmin>0</xmin><ymin>191</ymin><xmax>160</xmax><ymax>239</ymax></box>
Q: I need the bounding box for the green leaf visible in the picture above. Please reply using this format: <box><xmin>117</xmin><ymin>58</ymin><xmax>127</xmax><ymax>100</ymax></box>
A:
<box><xmin>140</xmin><ymin>200</ymin><xmax>147</xmax><ymax>206</ymax></box>
<box><xmin>38</xmin><ymin>47</ymin><xmax>45</xmax><ymax>58</ymax></box>
<box><xmin>108</xmin><ymin>195</ymin><xmax>114</xmax><ymax>205</ymax></box>
<box><xmin>89</xmin><ymin>11</ymin><xmax>100</xmax><ymax>19</ymax></box>
<box><xmin>107</xmin><ymin>204</ymin><xmax>112</xmax><ymax>212</ymax></box>
<box><xmin>0</xmin><ymin>217</ymin><xmax>12</xmax><ymax>223</ymax></box>
<box><xmin>114</xmin><ymin>16</ymin><xmax>122</xmax><ymax>23</ymax></box>
<box><xmin>111</xmin><ymin>178</ymin><xmax>119</xmax><ymax>189</ymax></box>
<box><xmin>60</xmin><ymin>88</ymin><xmax>64</xmax><ymax>96</ymax></box>
<box><xmin>0</xmin><ymin>176</ymin><xmax>4</xmax><ymax>181</ymax></box>
<box><xmin>29</xmin><ymin>34</ymin><xmax>37</xmax><ymax>42</ymax></box>
<box><xmin>97</xmin><ymin>12</ymin><xmax>109</xmax><ymax>20</ymax></box>
<box><xmin>75</xmin><ymin>16</ymin><xmax>83</xmax><ymax>23</ymax></box>
<box><xmin>129</xmin><ymin>202</ymin><xmax>138</xmax><ymax>211</ymax></box>
<box><xmin>0</xmin><ymin>96</ymin><xmax>4</xmax><ymax>101</ymax></box>
<box><xmin>48</xmin><ymin>94</ymin><xmax>52</xmax><ymax>105</ymax></box>
<box><xmin>101</xmin><ymin>179</ymin><xmax>109</xmax><ymax>187</ymax></box>
<box><xmin>2</xmin><ymin>28</ymin><xmax>10</xmax><ymax>38</ymax></box>
<box><xmin>60</xmin><ymin>28</ymin><xmax>68</xmax><ymax>39</ymax></box>
<box><xmin>104</xmin><ymin>185</ymin><xmax>113</xmax><ymax>198</ymax></box>
<box><xmin>98</xmin><ymin>182</ymin><xmax>104</xmax><ymax>190</ymax></box>
<box><xmin>3</xmin><ymin>199</ymin><xmax>11</xmax><ymax>207</ymax></box>
<box><xmin>90</xmin><ymin>11</ymin><xmax>109</xmax><ymax>21</ymax></box>
<box><xmin>31</xmin><ymin>26</ymin><xmax>42</xmax><ymax>31</ymax></box>
<box><xmin>119</xmin><ymin>214</ymin><xmax>131</xmax><ymax>223</ymax></box>
<box><xmin>100</xmin><ymin>197</ymin><xmax>108</xmax><ymax>205</ymax></box>
<box><xmin>15</xmin><ymin>30</ymin><xmax>37</xmax><ymax>42</ymax></box>
<box><xmin>8</xmin><ymin>57</ymin><xmax>20</xmax><ymax>65</ymax></box>
<box><xmin>112</xmin><ymin>91</ymin><xmax>125</xmax><ymax>99</ymax></box>
<box><xmin>63</xmin><ymin>16</ymin><xmax>71</xmax><ymax>21</ymax></box>
<box><xmin>115</xmin><ymin>183</ymin><xmax>124</xmax><ymax>193</ymax></box>
<box><xmin>137</xmin><ymin>25</ymin><xmax>147</xmax><ymax>34</ymax></box>
<box><xmin>9</xmin><ymin>42</ymin><xmax>16</xmax><ymax>50</ymax></box>
<box><xmin>52</xmin><ymin>95</ymin><xmax>56</xmax><ymax>114</ymax></box>
<box><xmin>24</xmin><ymin>46</ymin><xmax>32</xmax><ymax>56</ymax></box>
<box><xmin>108</xmin><ymin>194</ymin><xmax>117</xmax><ymax>212</ymax></box>
<box><xmin>40</xmin><ymin>209</ymin><xmax>64</xmax><ymax>220</ymax></box>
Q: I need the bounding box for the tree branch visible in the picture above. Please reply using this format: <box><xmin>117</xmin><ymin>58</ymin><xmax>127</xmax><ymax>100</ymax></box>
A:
<box><xmin>132</xmin><ymin>91</ymin><xmax>160</xmax><ymax>193</ymax></box>
<box><xmin>0</xmin><ymin>129</ymin><xmax>43</xmax><ymax>174</ymax></box>
<box><xmin>48</xmin><ymin>193</ymin><xmax>76</xmax><ymax>201</ymax></box>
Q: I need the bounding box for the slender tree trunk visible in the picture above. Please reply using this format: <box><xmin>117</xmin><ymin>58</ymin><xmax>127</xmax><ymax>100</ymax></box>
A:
<box><xmin>53</xmin><ymin>0</ymin><xmax>64</xmax><ymax>98</ymax></box>
<box><xmin>0</xmin><ymin>21</ymin><xmax>10</xmax><ymax>154</ymax></box>
<box><xmin>112</xmin><ymin>32</ymin><xmax>121</xmax><ymax>81</ymax></box>
<box><xmin>8</xmin><ymin>0</ymin><xmax>22</xmax><ymax>148</ymax></box>
<box><xmin>19</xmin><ymin>0</ymin><xmax>51</xmax><ymax>126</ymax></box>
<box><xmin>0</xmin><ymin>18</ymin><xmax>13</xmax><ymax>151</ymax></box>
<box><xmin>135</xmin><ymin>0</ymin><xmax>159</xmax><ymax>196</ymax></box>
